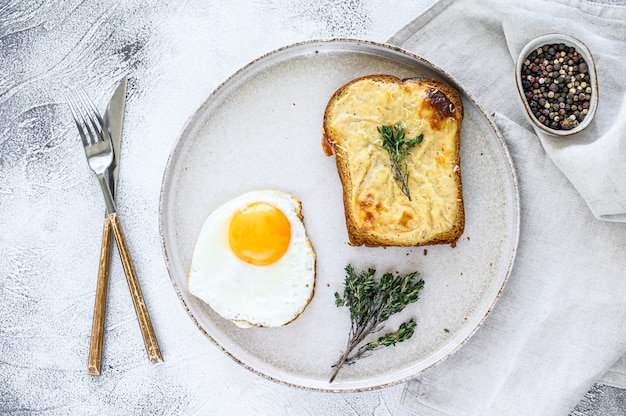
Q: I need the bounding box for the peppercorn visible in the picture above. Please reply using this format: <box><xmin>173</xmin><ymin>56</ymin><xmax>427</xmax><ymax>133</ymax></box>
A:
<box><xmin>520</xmin><ymin>41</ymin><xmax>592</xmax><ymax>130</ymax></box>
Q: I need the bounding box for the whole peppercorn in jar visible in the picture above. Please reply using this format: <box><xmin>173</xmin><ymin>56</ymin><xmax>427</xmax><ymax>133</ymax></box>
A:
<box><xmin>515</xmin><ymin>34</ymin><xmax>597</xmax><ymax>136</ymax></box>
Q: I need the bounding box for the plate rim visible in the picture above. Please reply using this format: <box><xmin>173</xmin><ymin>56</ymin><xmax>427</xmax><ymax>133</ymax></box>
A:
<box><xmin>158</xmin><ymin>37</ymin><xmax>521</xmax><ymax>392</ymax></box>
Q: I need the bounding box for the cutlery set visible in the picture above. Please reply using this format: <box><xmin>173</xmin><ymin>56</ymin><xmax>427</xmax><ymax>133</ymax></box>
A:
<box><xmin>65</xmin><ymin>78</ymin><xmax>162</xmax><ymax>375</ymax></box>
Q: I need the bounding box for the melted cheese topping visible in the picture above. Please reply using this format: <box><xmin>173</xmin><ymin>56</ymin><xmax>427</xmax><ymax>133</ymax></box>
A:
<box><xmin>326</xmin><ymin>78</ymin><xmax>462</xmax><ymax>244</ymax></box>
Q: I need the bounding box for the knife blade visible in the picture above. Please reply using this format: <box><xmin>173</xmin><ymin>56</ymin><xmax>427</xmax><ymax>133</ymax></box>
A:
<box><xmin>87</xmin><ymin>77</ymin><xmax>128</xmax><ymax>376</ymax></box>
<box><xmin>106</xmin><ymin>76</ymin><xmax>127</xmax><ymax>199</ymax></box>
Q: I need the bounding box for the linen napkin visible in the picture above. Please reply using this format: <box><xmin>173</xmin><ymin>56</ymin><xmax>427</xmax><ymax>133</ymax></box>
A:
<box><xmin>386</xmin><ymin>0</ymin><xmax>626</xmax><ymax>414</ymax></box>
<box><xmin>500</xmin><ymin>1</ymin><xmax>626</xmax><ymax>223</ymax></box>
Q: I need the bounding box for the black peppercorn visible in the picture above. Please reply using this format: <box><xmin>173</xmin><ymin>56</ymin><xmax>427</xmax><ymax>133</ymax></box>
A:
<box><xmin>520</xmin><ymin>41</ymin><xmax>592</xmax><ymax>130</ymax></box>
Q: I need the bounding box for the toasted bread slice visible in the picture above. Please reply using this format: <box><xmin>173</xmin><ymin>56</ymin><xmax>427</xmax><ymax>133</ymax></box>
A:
<box><xmin>322</xmin><ymin>74</ymin><xmax>464</xmax><ymax>247</ymax></box>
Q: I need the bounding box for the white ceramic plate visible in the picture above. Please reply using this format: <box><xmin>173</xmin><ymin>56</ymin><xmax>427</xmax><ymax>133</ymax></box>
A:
<box><xmin>159</xmin><ymin>39</ymin><xmax>520</xmax><ymax>392</ymax></box>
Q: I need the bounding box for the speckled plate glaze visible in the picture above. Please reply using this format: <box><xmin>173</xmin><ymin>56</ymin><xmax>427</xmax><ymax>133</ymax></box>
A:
<box><xmin>159</xmin><ymin>39</ymin><xmax>520</xmax><ymax>392</ymax></box>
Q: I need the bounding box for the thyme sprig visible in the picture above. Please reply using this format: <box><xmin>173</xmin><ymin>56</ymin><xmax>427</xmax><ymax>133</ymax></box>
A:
<box><xmin>378</xmin><ymin>124</ymin><xmax>424</xmax><ymax>201</ymax></box>
<box><xmin>329</xmin><ymin>264</ymin><xmax>425</xmax><ymax>383</ymax></box>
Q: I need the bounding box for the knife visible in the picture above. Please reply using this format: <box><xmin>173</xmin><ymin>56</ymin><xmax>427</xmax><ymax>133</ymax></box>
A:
<box><xmin>87</xmin><ymin>77</ymin><xmax>128</xmax><ymax>376</ymax></box>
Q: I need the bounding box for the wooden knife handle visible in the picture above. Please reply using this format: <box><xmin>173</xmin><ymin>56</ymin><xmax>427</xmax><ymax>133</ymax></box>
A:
<box><xmin>87</xmin><ymin>216</ymin><xmax>112</xmax><ymax>376</ymax></box>
<box><xmin>108</xmin><ymin>212</ymin><xmax>163</xmax><ymax>365</ymax></box>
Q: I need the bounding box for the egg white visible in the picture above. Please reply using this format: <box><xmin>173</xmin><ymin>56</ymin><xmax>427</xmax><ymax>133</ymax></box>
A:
<box><xmin>188</xmin><ymin>190</ymin><xmax>316</xmax><ymax>328</ymax></box>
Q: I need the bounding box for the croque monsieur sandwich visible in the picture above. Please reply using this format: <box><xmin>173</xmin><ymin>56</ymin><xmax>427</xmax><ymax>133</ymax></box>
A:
<box><xmin>322</xmin><ymin>74</ymin><xmax>465</xmax><ymax>247</ymax></box>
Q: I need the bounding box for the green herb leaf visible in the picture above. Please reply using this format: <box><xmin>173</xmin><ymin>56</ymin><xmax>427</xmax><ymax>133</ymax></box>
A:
<box><xmin>366</xmin><ymin>320</ymin><xmax>417</xmax><ymax>350</ymax></box>
<box><xmin>377</xmin><ymin>124</ymin><xmax>424</xmax><ymax>201</ymax></box>
<box><xmin>329</xmin><ymin>265</ymin><xmax>425</xmax><ymax>383</ymax></box>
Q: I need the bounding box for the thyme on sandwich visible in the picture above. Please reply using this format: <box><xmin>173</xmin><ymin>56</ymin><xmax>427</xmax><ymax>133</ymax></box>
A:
<box><xmin>329</xmin><ymin>264</ymin><xmax>425</xmax><ymax>383</ymax></box>
<box><xmin>377</xmin><ymin>124</ymin><xmax>424</xmax><ymax>201</ymax></box>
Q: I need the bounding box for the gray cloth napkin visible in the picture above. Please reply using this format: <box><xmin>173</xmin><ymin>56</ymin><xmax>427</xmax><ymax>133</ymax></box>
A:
<box><xmin>500</xmin><ymin>1</ymin><xmax>626</xmax><ymax>222</ymax></box>
<box><xmin>386</xmin><ymin>0</ymin><xmax>626</xmax><ymax>414</ymax></box>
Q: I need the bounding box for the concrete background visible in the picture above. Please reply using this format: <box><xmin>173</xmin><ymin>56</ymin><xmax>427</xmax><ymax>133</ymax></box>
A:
<box><xmin>0</xmin><ymin>1</ymin><xmax>623</xmax><ymax>414</ymax></box>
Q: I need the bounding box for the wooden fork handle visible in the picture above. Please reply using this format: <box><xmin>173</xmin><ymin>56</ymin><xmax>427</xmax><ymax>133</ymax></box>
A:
<box><xmin>87</xmin><ymin>216</ymin><xmax>112</xmax><ymax>376</ymax></box>
<box><xmin>108</xmin><ymin>212</ymin><xmax>163</xmax><ymax>365</ymax></box>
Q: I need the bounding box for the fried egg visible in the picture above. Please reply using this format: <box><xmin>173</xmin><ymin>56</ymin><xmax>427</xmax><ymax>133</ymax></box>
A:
<box><xmin>188</xmin><ymin>190</ymin><xmax>316</xmax><ymax>328</ymax></box>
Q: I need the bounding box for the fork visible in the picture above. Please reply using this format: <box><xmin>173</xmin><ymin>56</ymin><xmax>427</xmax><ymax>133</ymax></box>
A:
<box><xmin>66</xmin><ymin>89</ymin><xmax>163</xmax><ymax>366</ymax></box>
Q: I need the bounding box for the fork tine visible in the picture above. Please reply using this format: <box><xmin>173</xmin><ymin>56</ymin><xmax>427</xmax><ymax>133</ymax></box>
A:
<box><xmin>77</xmin><ymin>88</ymin><xmax>110</xmax><ymax>144</ymax></box>
<box><xmin>64</xmin><ymin>91</ymin><xmax>92</xmax><ymax>148</ymax></box>
<box><xmin>72</xmin><ymin>89</ymin><xmax>99</xmax><ymax>145</ymax></box>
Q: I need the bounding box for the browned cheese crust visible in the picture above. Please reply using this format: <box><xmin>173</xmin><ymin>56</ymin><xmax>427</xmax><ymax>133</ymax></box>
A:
<box><xmin>322</xmin><ymin>74</ymin><xmax>465</xmax><ymax>247</ymax></box>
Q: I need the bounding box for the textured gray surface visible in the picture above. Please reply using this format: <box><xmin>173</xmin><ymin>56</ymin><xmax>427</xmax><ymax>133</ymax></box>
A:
<box><xmin>0</xmin><ymin>0</ymin><xmax>624</xmax><ymax>414</ymax></box>
<box><xmin>572</xmin><ymin>385</ymin><xmax>626</xmax><ymax>416</ymax></box>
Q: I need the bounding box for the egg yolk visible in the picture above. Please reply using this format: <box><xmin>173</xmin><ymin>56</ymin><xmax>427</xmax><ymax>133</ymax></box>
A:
<box><xmin>229</xmin><ymin>202</ymin><xmax>291</xmax><ymax>266</ymax></box>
